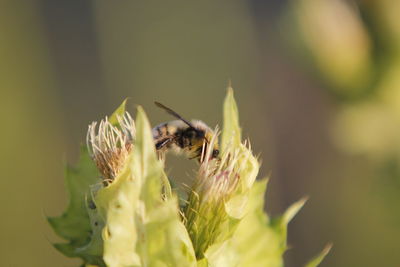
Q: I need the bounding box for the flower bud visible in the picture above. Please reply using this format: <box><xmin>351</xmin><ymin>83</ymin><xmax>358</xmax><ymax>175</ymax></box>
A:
<box><xmin>86</xmin><ymin>112</ymin><xmax>135</xmax><ymax>182</ymax></box>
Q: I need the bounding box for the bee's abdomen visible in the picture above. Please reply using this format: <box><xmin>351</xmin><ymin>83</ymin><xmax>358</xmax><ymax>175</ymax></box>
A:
<box><xmin>152</xmin><ymin>121</ymin><xmax>184</xmax><ymax>151</ymax></box>
<box><xmin>152</xmin><ymin>122</ymin><xmax>166</xmax><ymax>139</ymax></box>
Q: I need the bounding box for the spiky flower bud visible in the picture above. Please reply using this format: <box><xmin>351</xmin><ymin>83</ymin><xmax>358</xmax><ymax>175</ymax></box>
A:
<box><xmin>184</xmin><ymin>130</ymin><xmax>258</xmax><ymax>258</ymax></box>
<box><xmin>86</xmin><ymin>112</ymin><xmax>135</xmax><ymax>182</ymax></box>
<box><xmin>49</xmin><ymin>88</ymin><xmax>330</xmax><ymax>267</ymax></box>
<box><xmin>182</xmin><ymin>89</ymin><xmax>260</xmax><ymax>260</ymax></box>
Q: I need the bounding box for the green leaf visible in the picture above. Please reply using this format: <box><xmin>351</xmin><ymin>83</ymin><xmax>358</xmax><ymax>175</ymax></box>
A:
<box><xmin>197</xmin><ymin>258</ymin><xmax>208</xmax><ymax>267</ymax></box>
<box><xmin>96</xmin><ymin>158</ymin><xmax>142</xmax><ymax>267</ymax></box>
<box><xmin>221</xmin><ymin>87</ymin><xmax>241</xmax><ymax>152</ymax></box>
<box><xmin>132</xmin><ymin>106</ymin><xmax>162</xmax><ymax>204</ymax></box>
<box><xmin>48</xmin><ymin>146</ymin><xmax>101</xmax><ymax>250</ymax></box>
<box><xmin>305</xmin><ymin>244</ymin><xmax>332</xmax><ymax>267</ymax></box>
<box><xmin>135</xmin><ymin>106</ymin><xmax>195</xmax><ymax>266</ymax></box>
<box><xmin>282</xmin><ymin>197</ymin><xmax>307</xmax><ymax>225</ymax></box>
<box><xmin>54</xmin><ymin>242</ymin><xmax>105</xmax><ymax>267</ymax></box>
<box><xmin>226</xmin><ymin>179</ymin><xmax>306</xmax><ymax>267</ymax></box>
<box><xmin>204</xmin><ymin>240</ymin><xmax>239</xmax><ymax>267</ymax></box>
<box><xmin>221</xmin><ymin>87</ymin><xmax>258</xmax><ymax>191</ymax></box>
<box><xmin>231</xmin><ymin>179</ymin><xmax>284</xmax><ymax>267</ymax></box>
<box><xmin>221</xmin><ymin>87</ymin><xmax>259</xmax><ymax>219</ymax></box>
<box><xmin>109</xmin><ymin>98</ymin><xmax>128</xmax><ymax>126</ymax></box>
<box><xmin>143</xmin><ymin>197</ymin><xmax>197</xmax><ymax>267</ymax></box>
<box><xmin>202</xmin><ymin>180</ymin><xmax>269</xmax><ymax>267</ymax></box>
<box><xmin>237</xmin><ymin>144</ymin><xmax>259</xmax><ymax>191</ymax></box>
<box><xmin>74</xmin><ymin>201</ymin><xmax>106</xmax><ymax>266</ymax></box>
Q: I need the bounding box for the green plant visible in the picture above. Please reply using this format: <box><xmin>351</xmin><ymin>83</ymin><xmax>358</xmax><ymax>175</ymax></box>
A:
<box><xmin>49</xmin><ymin>88</ymin><xmax>330</xmax><ymax>267</ymax></box>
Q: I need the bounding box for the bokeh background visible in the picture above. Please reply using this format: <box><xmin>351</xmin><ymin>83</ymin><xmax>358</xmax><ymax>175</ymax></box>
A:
<box><xmin>1</xmin><ymin>0</ymin><xmax>399</xmax><ymax>266</ymax></box>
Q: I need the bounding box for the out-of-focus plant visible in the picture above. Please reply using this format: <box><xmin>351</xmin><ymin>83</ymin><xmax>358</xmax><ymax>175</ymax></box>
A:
<box><xmin>285</xmin><ymin>0</ymin><xmax>374</xmax><ymax>99</ymax></box>
<box><xmin>48</xmin><ymin>88</ymin><xmax>329</xmax><ymax>266</ymax></box>
<box><xmin>285</xmin><ymin>0</ymin><xmax>400</xmax><ymax>228</ymax></box>
<box><xmin>285</xmin><ymin>0</ymin><xmax>400</xmax><ymax>158</ymax></box>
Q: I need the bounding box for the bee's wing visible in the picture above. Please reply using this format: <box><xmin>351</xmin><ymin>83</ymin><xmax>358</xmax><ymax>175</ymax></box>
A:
<box><xmin>154</xmin><ymin>101</ymin><xmax>195</xmax><ymax>128</ymax></box>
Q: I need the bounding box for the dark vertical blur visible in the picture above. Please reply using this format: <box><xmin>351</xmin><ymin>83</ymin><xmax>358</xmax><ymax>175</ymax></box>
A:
<box><xmin>1</xmin><ymin>0</ymin><xmax>398</xmax><ymax>266</ymax></box>
<box><xmin>40</xmin><ymin>0</ymin><xmax>110</xmax><ymax>156</ymax></box>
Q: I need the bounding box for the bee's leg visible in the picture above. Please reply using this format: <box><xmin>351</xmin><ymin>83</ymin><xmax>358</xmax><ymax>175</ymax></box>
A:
<box><xmin>155</xmin><ymin>138</ymin><xmax>173</xmax><ymax>150</ymax></box>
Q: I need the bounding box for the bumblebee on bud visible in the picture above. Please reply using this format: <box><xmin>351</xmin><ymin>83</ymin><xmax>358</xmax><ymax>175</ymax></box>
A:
<box><xmin>152</xmin><ymin>102</ymin><xmax>219</xmax><ymax>162</ymax></box>
<box><xmin>86</xmin><ymin>102</ymin><xmax>219</xmax><ymax>182</ymax></box>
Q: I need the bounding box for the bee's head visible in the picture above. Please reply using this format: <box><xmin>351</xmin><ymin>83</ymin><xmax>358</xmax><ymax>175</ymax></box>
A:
<box><xmin>184</xmin><ymin>120</ymin><xmax>219</xmax><ymax>161</ymax></box>
<box><xmin>212</xmin><ymin>148</ymin><xmax>220</xmax><ymax>158</ymax></box>
<box><xmin>204</xmin><ymin>130</ymin><xmax>219</xmax><ymax>158</ymax></box>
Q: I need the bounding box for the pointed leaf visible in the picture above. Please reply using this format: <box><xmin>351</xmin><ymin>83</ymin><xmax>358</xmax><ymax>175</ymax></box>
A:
<box><xmin>109</xmin><ymin>98</ymin><xmax>128</xmax><ymax>126</ymax></box>
<box><xmin>48</xmin><ymin>147</ymin><xmax>101</xmax><ymax>245</ymax></box>
<box><xmin>221</xmin><ymin>87</ymin><xmax>241</xmax><ymax>152</ymax></box>
<box><xmin>133</xmin><ymin>107</ymin><xmax>196</xmax><ymax>266</ymax></box>
<box><xmin>74</xmin><ymin>201</ymin><xmax>106</xmax><ymax>266</ymax></box>
<box><xmin>305</xmin><ymin>244</ymin><xmax>332</xmax><ymax>267</ymax></box>
<box><xmin>132</xmin><ymin>106</ymin><xmax>163</xmax><ymax>209</ymax></box>
<box><xmin>282</xmin><ymin>197</ymin><xmax>308</xmax><ymax>225</ymax></box>
<box><xmin>95</xmin><ymin>154</ymin><xmax>141</xmax><ymax>267</ymax></box>
<box><xmin>227</xmin><ymin>179</ymin><xmax>306</xmax><ymax>267</ymax></box>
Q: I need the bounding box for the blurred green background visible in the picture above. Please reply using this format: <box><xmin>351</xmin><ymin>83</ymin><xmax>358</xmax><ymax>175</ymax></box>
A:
<box><xmin>1</xmin><ymin>0</ymin><xmax>399</xmax><ymax>266</ymax></box>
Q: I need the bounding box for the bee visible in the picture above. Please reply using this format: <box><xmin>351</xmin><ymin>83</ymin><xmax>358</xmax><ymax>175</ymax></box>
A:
<box><xmin>152</xmin><ymin>101</ymin><xmax>219</xmax><ymax>161</ymax></box>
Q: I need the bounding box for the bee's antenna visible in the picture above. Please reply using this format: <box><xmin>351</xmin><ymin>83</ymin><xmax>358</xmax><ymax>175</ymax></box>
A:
<box><xmin>154</xmin><ymin>101</ymin><xmax>195</xmax><ymax>129</ymax></box>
